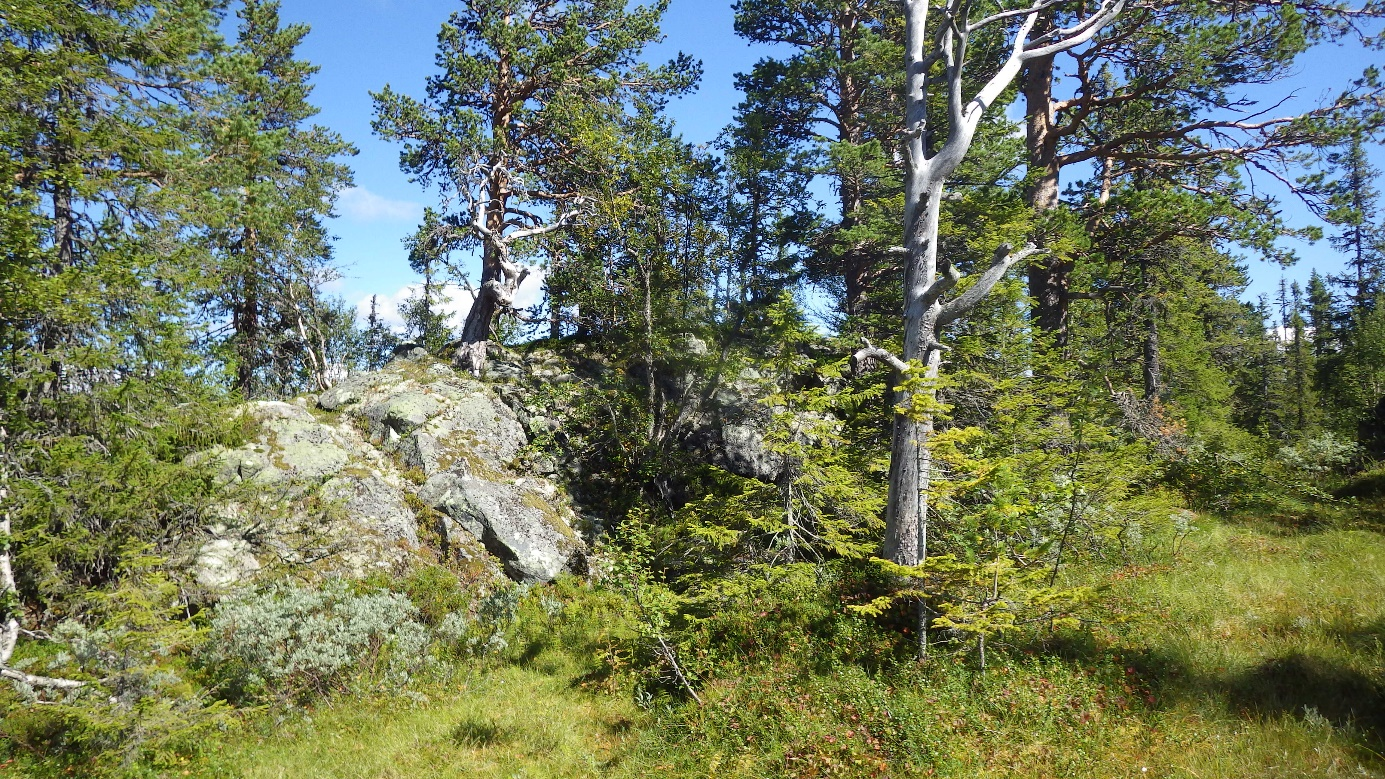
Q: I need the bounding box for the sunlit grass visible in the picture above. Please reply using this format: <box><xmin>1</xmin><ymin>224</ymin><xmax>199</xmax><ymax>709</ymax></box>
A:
<box><xmin>192</xmin><ymin>514</ymin><xmax>1385</xmax><ymax>779</ymax></box>
<box><xmin>196</xmin><ymin>657</ymin><xmax>645</xmax><ymax>779</ymax></box>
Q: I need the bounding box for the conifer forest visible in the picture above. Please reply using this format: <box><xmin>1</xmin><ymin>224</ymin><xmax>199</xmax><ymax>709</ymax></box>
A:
<box><xmin>6</xmin><ymin>1</ymin><xmax>1385</xmax><ymax>776</ymax></box>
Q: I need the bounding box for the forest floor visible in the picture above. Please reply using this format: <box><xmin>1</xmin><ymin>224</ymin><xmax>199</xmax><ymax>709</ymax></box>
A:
<box><xmin>192</xmin><ymin>511</ymin><xmax>1385</xmax><ymax>779</ymax></box>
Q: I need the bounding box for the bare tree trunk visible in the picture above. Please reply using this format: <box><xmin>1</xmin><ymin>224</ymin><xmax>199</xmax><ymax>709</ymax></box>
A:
<box><xmin>860</xmin><ymin>0</ymin><xmax>1121</xmax><ymax>656</ymax></box>
<box><xmin>1142</xmin><ymin>308</ymin><xmax>1161</xmax><ymax>400</ymax></box>
<box><xmin>1140</xmin><ymin>254</ymin><xmax>1161</xmax><ymax>400</ymax></box>
<box><xmin>457</xmin><ymin>280</ymin><xmax>498</xmax><ymax>376</ymax></box>
<box><xmin>883</xmin><ymin>178</ymin><xmax>947</xmax><ymax>566</ymax></box>
<box><xmin>457</xmin><ymin>159</ymin><xmax>511</xmax><ymax>375</ymax></box>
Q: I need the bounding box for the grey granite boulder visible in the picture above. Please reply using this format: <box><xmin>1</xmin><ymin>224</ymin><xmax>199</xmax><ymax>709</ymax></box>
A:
<box><xmin>321</xmin><ymin>472</ymin><xmax>418</xmax><ymax>546</ymax></box>
<box><xmin>193</xmin><ymin>402</ymin><xmax>355</xmax><ymax>488</ymax></box>
<box><xmin>194</xmin><ymin>538</ymin><xmax>260</xmax><ymax>589</ymax></box>
<box><xmin>417</xmin><ymin>472</ymin><xmax>582</xmax><ymax>583</ymax></box>
<box><xmin>719</xmin><ymin>421</ymin><xmax>785</xmax><ymax>483</ymax></box>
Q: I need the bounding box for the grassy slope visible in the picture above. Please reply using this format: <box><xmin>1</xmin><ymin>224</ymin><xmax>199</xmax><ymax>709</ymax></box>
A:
<box><xmin>196</xmin><ymin>657</ymin><xmax>646</xmax><ymax>779</ymax></box>
<box><xmin>197</xmin><ymin>516</ymin><xmax>1385</xmax><ymax>779</ymax></box>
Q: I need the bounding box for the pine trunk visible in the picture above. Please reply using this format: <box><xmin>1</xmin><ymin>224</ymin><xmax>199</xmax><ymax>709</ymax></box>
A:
<box><xmin>1022</xmin><ymin>50</ymin><xmax>1071</xmax><ymax>345</ymax></box>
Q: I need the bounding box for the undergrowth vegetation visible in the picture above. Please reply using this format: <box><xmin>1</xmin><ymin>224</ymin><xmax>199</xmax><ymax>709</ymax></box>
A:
<box><xmin>107</xmin><ymin>509</ymin><xmax>1376</xmax><ymax>779</ymax></box>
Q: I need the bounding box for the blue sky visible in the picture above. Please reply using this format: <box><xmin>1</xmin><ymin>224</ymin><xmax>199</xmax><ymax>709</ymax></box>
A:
<box><xmin>274</xmin><ymin>0</ymin><xmax>1381</xmax><ymax>328</ymax></box>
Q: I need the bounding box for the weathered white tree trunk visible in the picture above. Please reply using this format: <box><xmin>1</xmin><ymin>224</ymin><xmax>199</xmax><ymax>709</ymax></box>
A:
<box><xmin>0</xmin><ymin>453</ymin><xmax>85</xmax><ymax>692</ymax></box>
<box><xmin>856</xmin><ymin>0</ymin><xmax>1123</xmax><ymax>650</ymax></box>
<box><xmin>454</xmin><ymin>164</ymin><xmax>579</xmax><ymax>376</ymax></box>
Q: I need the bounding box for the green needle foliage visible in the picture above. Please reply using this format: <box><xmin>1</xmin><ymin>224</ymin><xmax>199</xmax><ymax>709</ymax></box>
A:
<box><xmin>196</xmin><ymin>0</ymin><xmax>356</xmax><ymax>397</ymax></box>
<box><xmin>371</xmin><ymin>0</ymin><xmax>700</xmax><ymax>372</ymax></box>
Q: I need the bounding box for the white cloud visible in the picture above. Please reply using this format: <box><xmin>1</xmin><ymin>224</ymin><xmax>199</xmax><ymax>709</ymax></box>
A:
<box><xmin>337</xmin><ymin>187</ymin><xmax>423</xmax><ymax>223</ymax></box>
<box><xmin>512</xmin><ymin>266</ymin><xmax>547</xmax><ymax>311</ymax></box>
<box><xmin>356</xmin><ymin>267</ymin><xmax>548</xmax><ymax>334</ymax></box>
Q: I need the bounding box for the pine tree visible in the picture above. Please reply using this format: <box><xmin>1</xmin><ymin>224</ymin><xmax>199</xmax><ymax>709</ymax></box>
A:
<box><xmin>372</xmin><ymin>0</ymin><xmax>699</xmax><ymax>374</ymax></box>
<box><xmin>1019</xmin><ymin>0</ymin><xmax>1385</xmax><ymax>344</ymax></box>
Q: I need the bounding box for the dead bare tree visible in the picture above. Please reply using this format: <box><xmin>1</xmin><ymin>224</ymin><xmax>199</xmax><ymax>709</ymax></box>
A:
<box><xmin>853</xmin><ymin>0</ymin><xmax>1123</xmax><ymax>652</ymax></box>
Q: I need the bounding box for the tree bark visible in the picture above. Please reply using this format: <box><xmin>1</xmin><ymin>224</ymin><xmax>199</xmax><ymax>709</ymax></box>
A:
<box><xmin>1021</xmin><ymin>49</ymin><xmax>1073</xmax><ymax>345</ymax></box>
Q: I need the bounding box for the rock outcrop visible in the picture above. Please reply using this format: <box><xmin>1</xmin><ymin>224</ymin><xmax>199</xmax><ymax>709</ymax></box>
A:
<box><xmin>189</xmin><ymin>355</ymin><xmax>586</xmax><ymax>591</ymax></box>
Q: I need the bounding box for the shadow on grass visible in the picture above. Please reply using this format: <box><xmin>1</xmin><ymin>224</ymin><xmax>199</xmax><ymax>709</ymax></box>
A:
<box><xmin>1327</xmin><ymin>616</ymin><xmax>1385</xmax><ymax>656</ymax></box>
<box><xmin>1220</xmin><ymin>652</ymin><xmax>1385</xmax><ymax>739</ymax></box>
<box><xmin>1031</xmin><ymin>632</ymin><xmax>1385</xmax><ymax>752</ymax></box>
<box><xmin>452</xmin><ymin>715</ymin><xmax>511</xmax><ymax>748</ymax></box>
<box><xmin>1117</xmin><ymin>643</ymin><xmax>1385</xmax><ymax>766</ymax></box>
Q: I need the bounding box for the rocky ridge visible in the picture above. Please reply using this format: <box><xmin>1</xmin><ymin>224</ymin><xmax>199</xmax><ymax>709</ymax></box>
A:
<box><xmin>187</xmin><ymin>340</ymin><xmax>821</xmax><ymax>594</ymax></box>
<box><xmin>189</xmin><ymin>350</ymin><xmax>586</xmax><ymax>592</ymax></box>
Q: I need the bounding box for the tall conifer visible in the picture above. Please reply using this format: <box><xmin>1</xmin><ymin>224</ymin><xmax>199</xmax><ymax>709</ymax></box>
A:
<box><xmin>198</xmin><ymin>0</ymin><xmax>355</xmax><ymax>396</ymax></box>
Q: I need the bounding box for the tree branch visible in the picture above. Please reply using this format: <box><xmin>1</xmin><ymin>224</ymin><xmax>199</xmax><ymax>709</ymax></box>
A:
<box><xmin>852</xmin><ymin>338</ymin><xmax>909</xmax><ymax>374</ymax></box>
<box><xmin>938</xmin><ymin>243</ymin><xmax>1042</xmax><ymax>326</ymax></box>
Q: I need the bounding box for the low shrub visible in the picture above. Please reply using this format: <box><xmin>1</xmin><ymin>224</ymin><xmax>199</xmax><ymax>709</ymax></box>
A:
<box><xmin>199</xmin><ymin>580</ymin><xmax>431</xmax><ymax>703</ymax></box>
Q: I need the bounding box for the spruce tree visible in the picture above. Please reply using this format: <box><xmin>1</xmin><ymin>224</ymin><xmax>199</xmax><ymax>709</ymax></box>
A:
<box><xmin>1306</xmin><ymin>271</ymin><xmax>1341</xmax><ymax>358</ymax></box>
<box><xmin>1</xmin><ymin>0</ymin><xmax>226</xmax><ymax>694</ymax></box>
<box><xmin>0</xmin><ymin>0</ymin><xmax>221</xmax><ymax>428</ymax></box>
<box><xmin>197</xmin><ymin>0</ymin><xmax>355</xmax><ymax>396</ymax></box>
<box><xmin>1305</xmin><ymin>133</ymin><xmax>1385</xmax><ymax>310</ymax></box>
<box><xmin>362</xmin><ymin>294</ymin><xmax>400</xmax><ymax>369</ymax></box>
<box><xmin>720</xmin><ymin>108</ymin><xmax>815</xmax><ymax>316</ymax></box>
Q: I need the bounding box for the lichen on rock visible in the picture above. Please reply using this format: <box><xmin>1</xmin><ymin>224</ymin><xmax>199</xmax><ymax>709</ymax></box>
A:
<box><xmin>187</xmin><ymin>350</ymin><xmax>586</xmax><ymax>590</ymax></box>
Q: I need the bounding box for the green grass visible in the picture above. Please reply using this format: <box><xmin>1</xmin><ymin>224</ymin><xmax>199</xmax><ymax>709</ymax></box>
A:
<box><xmin>194</xmin><ymin>659</ymin><xmax>644</xmax><ymax>779</ymax></box>
<box><xmin>186</xmin><ymin>514</ymin><xmax>1385</xmax><ymax>779</ymax></box>
<box><xmin>1103</xmin><ymin>520</ymin><xmax>1385</xmax><ymax>777</ymax></box>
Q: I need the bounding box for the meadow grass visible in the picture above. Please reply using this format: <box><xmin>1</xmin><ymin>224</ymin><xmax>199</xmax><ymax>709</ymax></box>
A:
<box><xmin>191</xmin><ymin>513</ymin><xmax>1385</xmax><ymax>778</ymax></box>
<box><xmin>194</xmin><ymin>655</ymin><xmax>646</xmax><ymax>779</ymax></box>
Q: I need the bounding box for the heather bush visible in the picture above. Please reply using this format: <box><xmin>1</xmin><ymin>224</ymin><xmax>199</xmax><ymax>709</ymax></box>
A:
<box><xmin>200</xmin><ymin>580</ymin><xmax>431</xmax><ymax>703</ymax></box>
<box><xmin>434</xmin><ymin>582</ymin><xmax>528</xmax><ymax>659</ymax></box>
